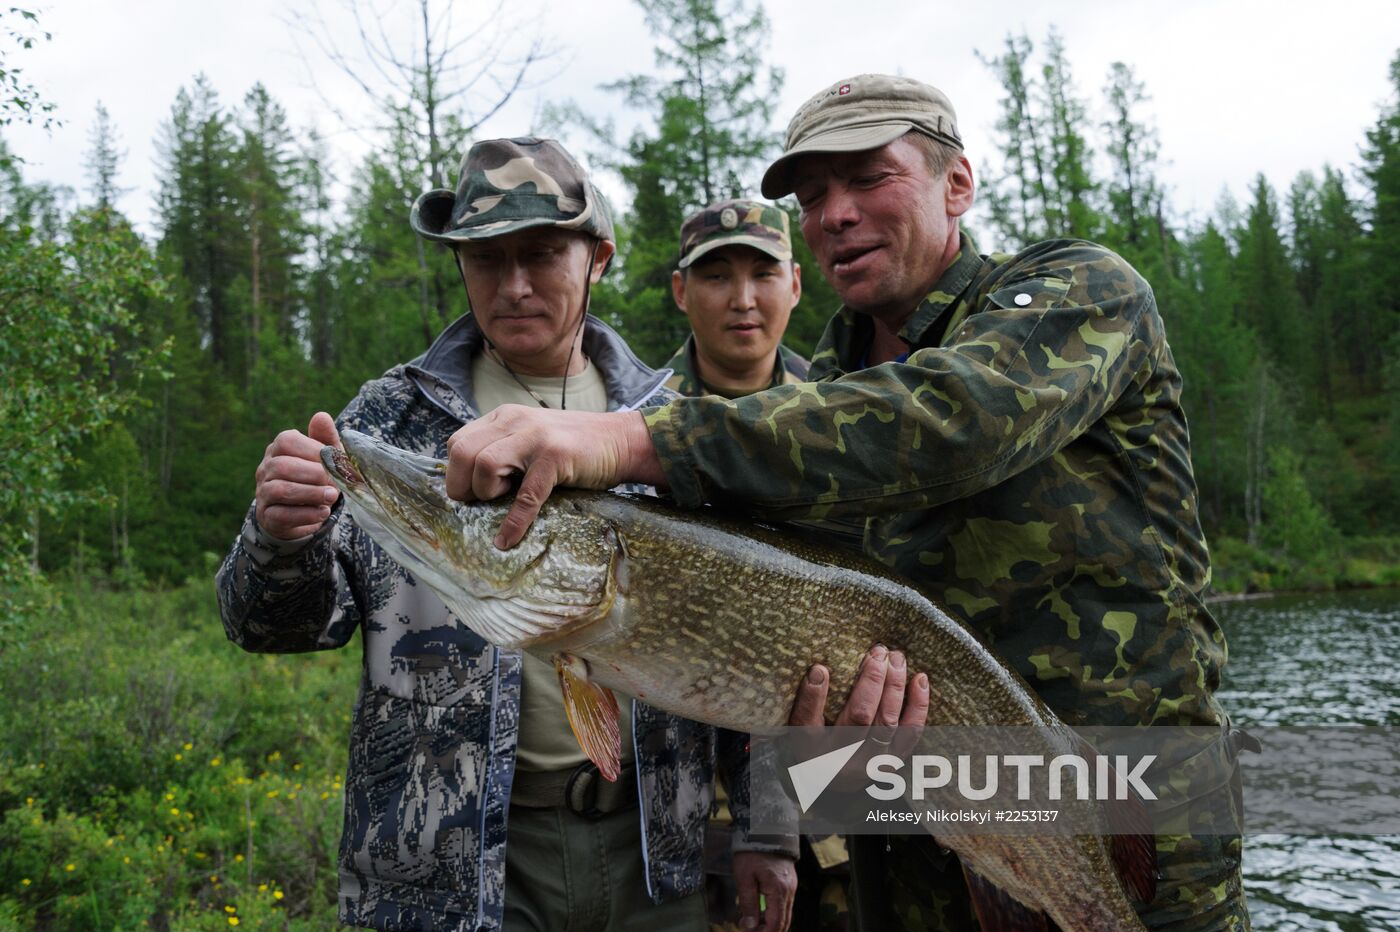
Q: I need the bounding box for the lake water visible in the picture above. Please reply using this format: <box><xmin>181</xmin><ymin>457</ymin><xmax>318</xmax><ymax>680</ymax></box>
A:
<box><xmin>1213</xmin><ymin>589</ymin><xmax>1400</xmax><ymax>930</ymax></box>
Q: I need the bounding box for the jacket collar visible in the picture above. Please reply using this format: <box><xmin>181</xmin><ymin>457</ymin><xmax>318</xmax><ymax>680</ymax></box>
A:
<box><xmin>807</xmin><ymin>232</ymin><xmax>985</xmax><ymax>381</ymax></box>
<box><xmin>405</xmin><ymin>313</ymin><xmax>670</xmax><ymax>422</ymax></box>
<box><xmin>898</xmin><ymin>231</ymin><xmax>983</xmax><ymax>346</ymax></box>
<box><xmin>663</xmin><ymin>334</ymin><xmax>809</xmax><ymax>397</ymax></box>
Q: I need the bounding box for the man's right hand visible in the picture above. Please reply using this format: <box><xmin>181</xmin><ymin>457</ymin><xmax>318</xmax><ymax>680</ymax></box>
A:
<box><xmin>254</xmin><ymin>412</ymin><xmax>343</xmax><ymax>541</ymax></box>
<box><xmin>788</xmin><ymin>647</ymin><xmax>930</xmax><ymax>729</ymax></box>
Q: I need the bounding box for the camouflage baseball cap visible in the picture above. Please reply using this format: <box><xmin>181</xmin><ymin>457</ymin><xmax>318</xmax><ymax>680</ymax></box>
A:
<box><xmin>409</xmin><ymin>136</ymin><xmax>614</xmax><ymax>243</ymax></box>
<box><xmin>677</xmin><ymin>198</ymin><xmax>792</xmax><ymax>269</ymax></box>
<box><xmin>760</xmin><ymin>74</ymin><xmax>963</xmax><ymax>199</ymax></box>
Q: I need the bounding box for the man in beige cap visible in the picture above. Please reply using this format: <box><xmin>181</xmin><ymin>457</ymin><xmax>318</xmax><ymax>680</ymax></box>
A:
<box><xmin>439</xmin><ymin>78</ymin><xmax>1248</xmax><ymax>931</ymax></box>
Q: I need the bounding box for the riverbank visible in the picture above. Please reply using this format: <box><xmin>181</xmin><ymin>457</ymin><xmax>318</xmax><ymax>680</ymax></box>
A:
<box><xmin>1208</xmin><ymin>534</ymin><xmax>1400</xmax><ymax>595</ymax></box>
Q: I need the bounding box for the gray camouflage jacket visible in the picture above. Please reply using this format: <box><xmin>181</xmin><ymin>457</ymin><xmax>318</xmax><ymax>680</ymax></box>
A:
<box><xmin>216</xmin><ymin>314</ymin><xmax>794</xmax><ymax>931</ymax></box>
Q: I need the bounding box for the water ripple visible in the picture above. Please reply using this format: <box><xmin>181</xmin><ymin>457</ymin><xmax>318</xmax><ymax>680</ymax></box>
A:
<box><xmin>1213</xmin><ymin>590</ymin><xmax>1400</xmax><ymax>929</ymax></box>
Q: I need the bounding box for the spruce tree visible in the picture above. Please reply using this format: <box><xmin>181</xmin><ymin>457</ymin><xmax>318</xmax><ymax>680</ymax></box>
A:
<box><xmin>1102</xmin><ymin>62</ymin><xmax>1162</xmax><ymax>252</ymax></box>
<box><xmin>156</xmin><ymin>75</ymin><xmax>242</xmax><ymax>371</ymax></box>
<box><xmin>585</xmin><ymin>0</ymin><xmax>785</xmax><ymax>364</ymax></box>
<box><xmin>84</xmin><ymin>102</ymin><xmax>127</xmax><ymax>216</ymax></box>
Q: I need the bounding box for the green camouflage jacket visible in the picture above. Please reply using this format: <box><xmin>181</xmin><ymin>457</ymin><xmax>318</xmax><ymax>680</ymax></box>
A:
<box><xmin>217</xmin><ymin>314</ymin><xmax>791</xmax><ymax>932</ymax></box>
<box><xmin>645</xmin><ymin>234</ymin><xmax>1227</xmax><ymax>731</ymax></box>
<box><xmin>662</xmin><ymin>334</ymin><xmax>810</xmax><ymax>398</ymax></box>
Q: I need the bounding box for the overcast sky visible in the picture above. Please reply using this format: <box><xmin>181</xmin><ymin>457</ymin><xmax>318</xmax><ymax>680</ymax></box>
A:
<box><xmin>5</xmin><ymin>0</ymin><xmax>1399</xmax><ymax>240</ymax></box>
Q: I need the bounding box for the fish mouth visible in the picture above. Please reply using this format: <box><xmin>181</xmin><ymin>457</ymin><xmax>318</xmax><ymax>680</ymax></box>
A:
<box><xmin>321</xmin><ymin>446</ymin><xmax>364</xmax><ymax>489</ymax></box>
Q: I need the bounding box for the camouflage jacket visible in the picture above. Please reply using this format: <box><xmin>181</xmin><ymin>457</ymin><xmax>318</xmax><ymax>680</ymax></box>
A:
<box><xmin>216</xmin><ymin>314</ymin><xmax>792</xmax><ymax>932</ymax></box>
<box><xmin>662</xmin><ymin>335</ymin><xmax>811</xmax><ymax>397</ymax></box>
<box><xmin>645</xmin><ymin>234</ymin><xmax>1228</xmax><ymax>730</ymax></box>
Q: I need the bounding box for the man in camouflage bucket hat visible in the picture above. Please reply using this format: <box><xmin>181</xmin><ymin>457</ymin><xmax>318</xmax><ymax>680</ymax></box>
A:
<box><xmin>441</xmin><ymin>73</ymin><xmax>1251</xmax><ymax>931</ymax></box>
<box><xmin>216</xmin><ymin>136</ymin><xmax>807</xmax><ymax>931</ymax></box>
<box><xmin>665</xmin><ymin>198</ymin><xmax>809</xmax><ymax>398</ymax></box>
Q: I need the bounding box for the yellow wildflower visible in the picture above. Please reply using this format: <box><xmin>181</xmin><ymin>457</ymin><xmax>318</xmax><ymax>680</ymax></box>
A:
<box><xmin>273</xmin><ymin>890</ymin><xmax>284</xmax><ymax>900</ymax></box>
<box><xmin>183</xmin><ymin>742</ymin><xmax>193</xmax><ymax>750</ymax></box>
<box><xmin>64</xmin><ymin>864</ymin><xmax>75</xmax><ymax>872</ymax></box>
<box><xmin>234</xmin><ymin>854</ymin><xmax>244</xmax><ymax>863</ymax></box>
<box><xmin>225</xmin><ymin>905</ymin><xmax>236</xmax><ymax>913</ymax></box>
<box><xmin>228</xmin><ymin>918</ymin><xmax>239</xmax><ymax>926</ymax></box>
<box><xmin>210</xmin><ymin>758</ymin><xmax>222</xmax><ymax>767</ymax></box>
<box><xmin>20</xmin><ymin>878</ymin><xmax>30</xmax><ymax>886</ymax></box>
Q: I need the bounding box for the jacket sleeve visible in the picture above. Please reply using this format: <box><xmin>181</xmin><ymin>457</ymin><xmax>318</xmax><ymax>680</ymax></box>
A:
<box><xmin>715</xmin><ymin>727</ymin><xmax>799</xmax><ymax>858</ymax></box>
<box><xmin>644</xmin><ymin>243</ymin><xmax>1161</xmax><ymax>519</ymax></box>
<box><xmin>215</xmin><ymin>500</ymin><xmax>362</xmax><ymax>653</ymax></box>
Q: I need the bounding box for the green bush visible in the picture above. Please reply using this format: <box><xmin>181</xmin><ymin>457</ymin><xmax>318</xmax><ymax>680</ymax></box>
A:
<box><xmin>0</xmin><ymin>580</ymin><xmax>357</xmax><ymax>928</ymax></box>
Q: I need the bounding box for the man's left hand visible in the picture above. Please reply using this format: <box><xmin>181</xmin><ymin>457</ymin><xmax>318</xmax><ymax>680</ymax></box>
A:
<box><xmin>732</xmin><ymin>851</ymin><xmax>797</xmax><ymax>932</ymax></box>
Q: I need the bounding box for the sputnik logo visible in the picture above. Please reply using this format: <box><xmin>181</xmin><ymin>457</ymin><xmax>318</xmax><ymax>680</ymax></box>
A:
<box><xmin>787</xmin><ymin>739</ymin><xmax>864</xmax><ymax>812</ymax></box>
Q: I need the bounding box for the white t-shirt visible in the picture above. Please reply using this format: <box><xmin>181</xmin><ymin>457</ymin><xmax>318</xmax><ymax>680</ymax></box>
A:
<box><xmin>468</xmin><ymin>349</ymin><xmax>633</xmax><ymax>773</ymax></box>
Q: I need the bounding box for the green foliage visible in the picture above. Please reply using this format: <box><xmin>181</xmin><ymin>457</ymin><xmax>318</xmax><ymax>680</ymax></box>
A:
<box><xmin>0</xmin><ymin>201</ymin><xmax>170</xmax><ymax>643</ymax></box>
<box><xmin>565</xmin><ymin>0</ymin><xmax>784</xmax><ymax>365</ymax></box>
<box><xmin>0</xmin><ymin>7</ymin><xmax>57</xmax><ymax>132</ymax></box>
<box><xmin>1101</xmin><ymin>62</ymin><xmax>1162</xmax><ymax>250</ymax></box>
<box><xmin>977</xmin><ymin>30</ymin><xmax>1102</xmax><ymax>245</ymax></box>
<box><xmin>1262</xmin><ymin>446</ymin><xmax>1340</xmax><ymax>563</ymax></box>
<box><xmin>0</xmin><ymin>581</ymin><xmax>354</xmax><ymax>927</ymax></box>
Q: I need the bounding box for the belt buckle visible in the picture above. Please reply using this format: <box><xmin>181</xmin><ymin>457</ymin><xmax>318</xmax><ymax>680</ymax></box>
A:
<box><xmin>564</xmin><ymin>761</ymin><xmax>606</xmax><ymax>820</ymax></box>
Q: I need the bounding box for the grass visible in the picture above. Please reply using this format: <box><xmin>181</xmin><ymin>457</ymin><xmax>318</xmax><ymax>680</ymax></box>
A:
<box><xmin>0</xmin><ymin>579</ymin><xmax>357</xmax><ymax>929</ymax></box>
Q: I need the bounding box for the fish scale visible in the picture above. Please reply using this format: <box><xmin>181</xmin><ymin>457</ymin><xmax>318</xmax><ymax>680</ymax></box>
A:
<box><xmin>323</xmin><ymin>429</ymin><xmax>1153</xmax><ymax>931</ymax></box>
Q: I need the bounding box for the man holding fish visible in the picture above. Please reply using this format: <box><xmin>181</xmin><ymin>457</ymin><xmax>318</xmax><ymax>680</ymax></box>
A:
<box><xmin>217</xmin><ymin>136</ymin><xmax>915</xmax><ymax>932</ymax></box>
<box><xmin>439</xmin><ymin>76</ymin><xmax>1251</xmax><ymax>930</ymax></box>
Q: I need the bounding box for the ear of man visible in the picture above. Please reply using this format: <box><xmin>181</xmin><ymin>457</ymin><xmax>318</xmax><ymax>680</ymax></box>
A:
<box><xmin>670</xmin><ymin>269</ymin><xmax>690</xmax><ymax>315</ymax></box>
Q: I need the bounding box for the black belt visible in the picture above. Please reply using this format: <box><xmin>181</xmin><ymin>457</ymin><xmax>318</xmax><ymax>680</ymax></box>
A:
<box><xmin>511</xmin><ymin>760</ymin><xmax>638</xmax><ymax>819</ymax></box>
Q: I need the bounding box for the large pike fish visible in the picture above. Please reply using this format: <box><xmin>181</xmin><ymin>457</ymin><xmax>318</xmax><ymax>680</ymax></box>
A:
<box><xmin>322</xmin><ymin>429</ymin><xmax>1156</xmax><ymax>931</ymax></box>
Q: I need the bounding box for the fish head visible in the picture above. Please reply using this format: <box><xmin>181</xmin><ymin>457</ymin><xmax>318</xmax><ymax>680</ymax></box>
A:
<box><xmin>322</xmin><ymin>430</ymin><xmax>622</xmax><ymax>648</ymax></box>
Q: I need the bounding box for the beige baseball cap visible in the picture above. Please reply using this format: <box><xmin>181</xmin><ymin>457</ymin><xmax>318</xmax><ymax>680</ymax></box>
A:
<box><xmin>760</xmin><ymin>74</ymin><xmax>963</xmax><ymax>199</ymax></box>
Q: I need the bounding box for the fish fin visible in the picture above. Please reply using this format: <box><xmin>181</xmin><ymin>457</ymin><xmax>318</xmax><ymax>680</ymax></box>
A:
<box><xmin>960</xmin><ymin>865</ymin><xmax>1051</xmax><ymax>932</ymax></box>
<box><xmin>554</xmin><ymin>654</ymin><xmax>622</xmax><ymax>782</ymax></box>
<box><xmin>1069</xmin><ymin>733</ymin><xmax>1158</xmax><ymax>905</ymax></box>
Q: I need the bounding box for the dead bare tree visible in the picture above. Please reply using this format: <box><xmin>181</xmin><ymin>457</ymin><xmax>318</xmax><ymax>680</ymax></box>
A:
<box><xmin>286</xmin><ymin>0</ymin><xmax>559</xmax><ymax>330</ymax></box>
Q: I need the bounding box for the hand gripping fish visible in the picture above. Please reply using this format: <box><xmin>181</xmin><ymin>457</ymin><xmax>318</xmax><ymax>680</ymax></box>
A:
<box><xmin>323</xmin><ymin>429</ymin><xmax>1157</xmax><ymax>931</ymax></box>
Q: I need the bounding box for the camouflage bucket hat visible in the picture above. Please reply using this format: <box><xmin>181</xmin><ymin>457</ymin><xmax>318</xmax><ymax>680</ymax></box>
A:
<box><xmin>678</xmin><ymin>198</ymin><xmax>792</xmax><ymax>269</ymax></box>
<box><xmin>409</xmin><ymin>136</ymin><xmax>614</xmax><ymax>243</ymax></box>
<box><xmin>760</xmin><ymin>74</ymin><xmax>963</xmax><ymax>199</ymax></box>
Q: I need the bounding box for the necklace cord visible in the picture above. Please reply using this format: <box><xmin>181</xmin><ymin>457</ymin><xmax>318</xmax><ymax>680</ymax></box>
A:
<box><xmin>454</xmin><ymin>238</ymin><xmax>600</xmax><ymax>411</ymax></box>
